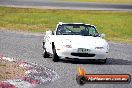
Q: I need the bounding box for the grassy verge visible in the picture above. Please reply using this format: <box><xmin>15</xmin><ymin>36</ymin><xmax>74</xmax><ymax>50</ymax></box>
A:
<box><xmin>0</xmin><ymin>6</ymin><xmax>132</xmax><ymax>43</ymax></box>
<box><xmin>0</xmin><ymin>59</ymin><xmax>26</xmax><ymax>81</ymax></box>
<box><xmin>62</xmin><ymin>0</ymin><xmax>132</xmax><ymax>4</ymax></box>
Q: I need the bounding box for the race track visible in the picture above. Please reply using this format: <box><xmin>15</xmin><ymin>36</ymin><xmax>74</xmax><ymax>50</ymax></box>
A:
<box><xmin>0</xmin><ymin>0</ymin><xmax>132</xmax><ymax>11</ymax></box>
<box><xmin>0</xmin><ymin>30</ymin><xmax>132</xmax><ymax>88</ymax></box>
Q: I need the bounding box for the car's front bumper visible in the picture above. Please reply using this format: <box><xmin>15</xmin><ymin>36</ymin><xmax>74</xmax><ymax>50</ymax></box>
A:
<box><xmin>56</xmin><ymin>48</ymin><xmax>108</xmax><ymax>60</ymax></box>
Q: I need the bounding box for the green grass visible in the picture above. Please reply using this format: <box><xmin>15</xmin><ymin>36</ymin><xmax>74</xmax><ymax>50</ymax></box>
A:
<box><xmin>0</xmin><ymin>6</ymin><xmax>132</xmax><ymax>43</ymax></box>
<box><xmin>62</xmin><ymin>0</ymin><xmax>132</xmax><ymax>4</ymax></box>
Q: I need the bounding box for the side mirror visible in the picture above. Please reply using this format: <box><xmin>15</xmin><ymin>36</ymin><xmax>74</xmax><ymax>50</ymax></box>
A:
<box><xmin>46</xmin><ymin>30</ymin><xmax>52</xmax><ymax>35</ymax></box>
<box><xmin>101</xmin><ymin>33</ymin><xmax>105</xmax><ymax>38</ymax></box>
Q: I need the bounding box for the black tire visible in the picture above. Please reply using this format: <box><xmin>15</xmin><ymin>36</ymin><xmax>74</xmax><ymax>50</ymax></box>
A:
<box><xmin>98</xmin><ymin>58</ymin><xmax>107</xmax><ymax>64</ymax></box>
<box><xmin>43</xmin><ymin>49</ymin><xmax>50</xmax><ymax>58</ymax></box>
<box><xmin>52</xmin><ymin>48</ymin><xmax>59</xmax><ymax>62</ymax></box>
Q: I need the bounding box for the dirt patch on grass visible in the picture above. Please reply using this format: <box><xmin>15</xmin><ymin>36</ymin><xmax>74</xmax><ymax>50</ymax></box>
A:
<box><xmin>0</xmin><ymin>59</ymin><xmax>26</xmax><ymax>81</ymax></box>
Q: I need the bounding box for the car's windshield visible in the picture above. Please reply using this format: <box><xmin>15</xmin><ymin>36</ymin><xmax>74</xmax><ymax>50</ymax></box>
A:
<box><xmin>56</xmin><ymin>24</ymin><xmax>99</xmax><ymax>36</ymax></box>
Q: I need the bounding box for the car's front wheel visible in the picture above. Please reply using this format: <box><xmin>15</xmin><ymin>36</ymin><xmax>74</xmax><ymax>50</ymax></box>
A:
<box><xmin>43</xmin><ymin>49</ymin><xmax>50</xmax><ymax>58</ymax></box>
<box><xmin>52</xmin><ymin>48</ymin><xmax>59</xmax><ymax>62</ymax></box>
<box><xmin>98</xmin><ymin>58</ymin><xmax>107</xmax><ymax>64</ymax></box>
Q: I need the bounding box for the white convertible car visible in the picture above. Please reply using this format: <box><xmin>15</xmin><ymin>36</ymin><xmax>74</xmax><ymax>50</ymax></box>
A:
<box><xmin>43</xmin><ymin>22</ymin><xmax>109</xmax><ymax>63</ymax></box>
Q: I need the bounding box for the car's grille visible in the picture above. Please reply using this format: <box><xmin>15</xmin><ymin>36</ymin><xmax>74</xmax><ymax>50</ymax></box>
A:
<box><xmin>71</xmin><ymin>53</ymin><xmax>95</xmax><ymax>57</ymax></box>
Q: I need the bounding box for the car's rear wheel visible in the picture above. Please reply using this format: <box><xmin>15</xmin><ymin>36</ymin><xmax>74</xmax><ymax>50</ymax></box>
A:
<box><xmin>52</xmin><ymin>48</ymin><xmax>59</xmax><ymax>62</ymax></box>
<box><xmin>43</xmin><ymin>49</ymin><xmax>50</xmax><ymax>58</ymax></box>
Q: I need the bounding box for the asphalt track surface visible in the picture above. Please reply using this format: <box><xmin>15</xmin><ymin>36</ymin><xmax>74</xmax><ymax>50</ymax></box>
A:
<box><xmin>0</xmin><ymin>30</ymin><xmax>132</xmax><ymax>88</ymax></box>
<box><xmin>0</xmin><ymin>0</ymin><xmax>132</xmax><ymax>11</ymax></box>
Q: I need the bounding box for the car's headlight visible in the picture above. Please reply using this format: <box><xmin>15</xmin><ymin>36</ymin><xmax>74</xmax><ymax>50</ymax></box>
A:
<box><xmin>63</xmin><ymin>45</ymin><xmax>72</xmax><ymax>48</ymax></box>
<box><xmin>95</xmin><ymin>47</ymin><xmax>104</xmax><ymax>49</ymax></box>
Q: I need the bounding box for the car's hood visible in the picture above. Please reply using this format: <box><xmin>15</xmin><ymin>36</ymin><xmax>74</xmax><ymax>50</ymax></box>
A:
<box><xmin>54</xmin><ymin>35</ymin><xmax>108</xmax><ymax>48</ymax></box>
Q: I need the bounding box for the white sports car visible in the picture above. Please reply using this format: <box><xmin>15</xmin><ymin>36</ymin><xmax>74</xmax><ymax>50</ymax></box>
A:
<box><xmin>43</xmin><ymin>22</ymin><xmax>109</xmax><ymax>63</ymax></box>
